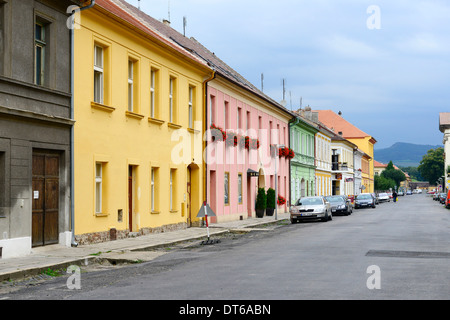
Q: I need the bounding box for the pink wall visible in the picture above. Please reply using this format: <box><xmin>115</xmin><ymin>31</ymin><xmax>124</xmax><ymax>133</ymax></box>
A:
<box><xmin>206</xmin><ymin>86</ymin><xmax>290</xmax><ymax>222</ymax></box>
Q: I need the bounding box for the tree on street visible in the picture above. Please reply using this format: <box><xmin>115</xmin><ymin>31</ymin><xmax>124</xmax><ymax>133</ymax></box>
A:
<box><xmin>418</xmin><ymin>147</ymin><xmax>444</xmax><ymax>184</ymax></box>
<box><xmin>380</xmin><ymin>160</ymin><xmax>406</xmax><ymax>188</ymax></box>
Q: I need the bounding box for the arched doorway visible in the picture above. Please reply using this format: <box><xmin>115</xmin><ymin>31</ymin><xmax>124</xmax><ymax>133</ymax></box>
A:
<box><xmin>187</xmin><ymin>163</ymin><xmax>200</xmax><ymax>227</ymax></box>
<box><xmin>258</xmin><ymin>168</ymin><xmax>265</xmax><ymax>189</ymax></box>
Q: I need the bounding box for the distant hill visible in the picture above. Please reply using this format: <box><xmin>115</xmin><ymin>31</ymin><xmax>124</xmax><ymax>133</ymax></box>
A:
<box><xmin>374</xmin><ymin>142</ymin><xmax>443</xmax><ymax>167</ymax></box>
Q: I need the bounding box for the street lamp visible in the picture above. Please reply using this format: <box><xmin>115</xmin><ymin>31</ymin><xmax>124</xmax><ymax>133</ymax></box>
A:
<box><xmin>274</xmin><ymin>144</ymin><xmax>285</xmax><ymax>221</ymax></box>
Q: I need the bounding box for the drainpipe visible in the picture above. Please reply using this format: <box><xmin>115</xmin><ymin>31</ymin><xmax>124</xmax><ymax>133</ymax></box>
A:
<box><xmin>202</xmin><ymin>69</ymin><xmax>216</xmax><ymax>220</ymax></box>
<box><xmin>69</xmin><ymin>0</ymin><xmax>96</xmax><ymax>247</ymax></box>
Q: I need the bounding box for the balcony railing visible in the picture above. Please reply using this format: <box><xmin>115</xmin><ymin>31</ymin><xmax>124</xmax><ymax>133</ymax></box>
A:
<box><xmin>332</xmin><ymin>162</ymin><xmax>349</xmax><ymax>171</ymax></box>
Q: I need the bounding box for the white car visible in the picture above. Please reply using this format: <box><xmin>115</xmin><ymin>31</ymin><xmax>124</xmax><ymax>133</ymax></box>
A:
<box><xmin>377</xmin><ymin>193</ymin><xmax>390</xmax><ymax>203</ymax></box>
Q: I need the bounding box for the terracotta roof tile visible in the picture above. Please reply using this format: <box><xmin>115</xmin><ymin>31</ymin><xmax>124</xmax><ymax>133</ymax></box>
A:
<box><xmin>313</xmin><ymin>110</ymin><xmax>376</xmax><ymax>141</ymax></box>
<box><xmin>373</xmin><ymin>160</ymin><xmax>387</xmax><ymax>168</ymax></box>
<box><xmin>98</xmin><ymin>0</ymin><xmax>295</xmax><ymax>118</ymax></box>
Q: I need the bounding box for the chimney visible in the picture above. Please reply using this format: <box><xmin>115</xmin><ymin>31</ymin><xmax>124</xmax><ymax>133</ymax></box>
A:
<box><xmin>303</xmin><ymin>106</ymin><xmax>312</xmax><ymax>120</ymax></box>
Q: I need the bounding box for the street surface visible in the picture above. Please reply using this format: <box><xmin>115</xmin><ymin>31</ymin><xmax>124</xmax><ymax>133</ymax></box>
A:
<box><xmin>1</xmin><ymin>193</ymin><xmax>450</xmax><ymax>300</ymax></box>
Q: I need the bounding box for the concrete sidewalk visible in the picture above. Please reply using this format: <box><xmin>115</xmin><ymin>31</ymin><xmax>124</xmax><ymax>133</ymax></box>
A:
<box><xmin>0</xmin><ymin>213</ymin><xmax>289</xmax><ymax>282</ymax></box>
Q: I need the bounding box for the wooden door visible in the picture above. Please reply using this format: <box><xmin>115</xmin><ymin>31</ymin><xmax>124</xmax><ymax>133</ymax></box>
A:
<box><xmin>186</xmin><ymin>168</ymin><xmax>191</xmax><ymax>227</ymax></box>
<box><xmin>32</xmin><ymin>153</ymin><xmax>59</xmax><ymax>247</ymax></box>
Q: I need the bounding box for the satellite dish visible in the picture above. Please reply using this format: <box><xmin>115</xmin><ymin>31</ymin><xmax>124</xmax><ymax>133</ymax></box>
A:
<box><xmin>280</xmin><ymin>100</ymin><xmax>287</xmax><ymax>107</ymax></box>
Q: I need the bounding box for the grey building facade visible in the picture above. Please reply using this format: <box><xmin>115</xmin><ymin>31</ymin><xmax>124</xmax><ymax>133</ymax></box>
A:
<box><xmin>0</xmin><ymin>0</ymin><xmax>76</xmax><ymax>258</ymax></box>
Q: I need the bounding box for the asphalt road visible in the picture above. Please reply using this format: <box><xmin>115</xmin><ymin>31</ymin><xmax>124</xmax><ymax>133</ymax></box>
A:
<box><xmin>2</xmin><ymin>193</ymin><xmax>450</xmax><ymax>301</ymax></box>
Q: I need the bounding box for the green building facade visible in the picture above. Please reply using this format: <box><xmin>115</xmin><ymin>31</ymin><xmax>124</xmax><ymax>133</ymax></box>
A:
<box><xmin>289</xmin><ymin>116</ymin><xmax>318</xmax><ymax>203</ymax></box>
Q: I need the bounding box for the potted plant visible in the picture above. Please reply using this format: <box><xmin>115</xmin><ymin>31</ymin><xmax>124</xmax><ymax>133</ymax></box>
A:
<box><xmin>255</xmin><ymin>187</ymin><xmax>266</xmax><ymax>218</ymax></box>
<box><xmin>266</xmin><ymin>188</ymin><xmax>276</xmax><ymax>216</ymax></box>
<box><xmin>210</xmin><ymin>124</ymin><xmax>226</xmax><ymax>142</ymax></box>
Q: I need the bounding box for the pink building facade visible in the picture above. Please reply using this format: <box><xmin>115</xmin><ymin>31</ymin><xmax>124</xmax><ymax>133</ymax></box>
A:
<box><xmin>205</xmin><ymin>78</ymin><xmax>292</xmax><ymax>223</ymax></box>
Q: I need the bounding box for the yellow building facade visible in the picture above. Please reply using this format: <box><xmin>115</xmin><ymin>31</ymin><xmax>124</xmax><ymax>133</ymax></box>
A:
<box><xmin>347</xmin><ymin>136</ymin><xmax>376</xmax><ymax>193</ymax></box>
<box><xmin>73</xmin><ymin>1</ymin><xmax>212</xmax><ymax>243</ymax></box>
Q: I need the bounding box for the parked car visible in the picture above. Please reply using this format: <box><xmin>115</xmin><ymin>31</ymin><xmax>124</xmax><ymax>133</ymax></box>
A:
<box><xmin>339</xmin><ymin>195</ymin><xmax>354</xmax><ymax>210</ymax></box>
<box><xmin>355</xmin><ymin>193</ymin><xmax>376</xmax><ymax>209</ymax></box>
<box><xmin>325</xmin><ymin>195</ymin><xmax>352</xmax><ymax>215</ymax></box>
<box><xmin>290</xmin><ymin>196</ymin><xmax>332</xmax><ymax>223</ymax></box>
<box><xmin>445</xmin><ymin>190</ymin><xmax>450</xmax><ymax>209</ymax></box>
<box><xmin>371</xmin><ymin>193</ymin><xmax>379</xmax><ymax>204</ymax></box>
<box><xmin>433</xmin><ymin>193</ymin><xmax>440</xmax><ymax>201</ymax></box>
<box><xmin>439</xmin><ymin>193</ymin><xmax>447</xmax><ymax>204</ymax></box>
<box><xmin>406</xmin><ymin>190</ymin><xmax>412</xmax><ymax>195</ymax></box>
<box><xmin>387</xmin><ymin>192</ymin><xmax>393</xmax><ymax>199</ymax></box>
<box><xmin>377</xmin><ymin>193</ymin><xmax>390</xmax><ymax>203</ymax></box>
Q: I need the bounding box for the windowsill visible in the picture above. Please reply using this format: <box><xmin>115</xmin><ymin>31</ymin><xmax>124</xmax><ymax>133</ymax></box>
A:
<box><xmin>91</xmin><ymin>101</ymin><xmax>115</xmax><ymax>113</ymax></box>
<box><xmin>151</xmin><ymin>210</ymin><xmax>160</xmax><ymax>214</ymax></box>
<box><xmin>187</xmin><ymin>128</ymin><xmax>200</xmax><ymax>134</ymax></box>
<box><xmin>95</xmin><ymin>212</ymin><xmax>108</xmax><ymax>217</ymax></box>
<box><xmin>169</xmin><ymin>210</ymin><xmax>179</xmax><ymax>213</ymax></box>
<box><xmin>125</xmin><ymin>110</ymin><xmax>145</xmax><ymax>120</ymax></box>
<box><xmin>168</xmin><ymin>122</ymin><xmax>182</xmax><ymax>129</ymax></box>
<box><xmin>148</xmin><ymin>117</ymin><xmax>165</xmax><ymax>125</ymax></box>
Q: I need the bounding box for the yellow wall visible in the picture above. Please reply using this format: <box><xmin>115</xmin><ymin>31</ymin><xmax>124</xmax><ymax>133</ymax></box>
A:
<box><xmin>73</xmin><ymin>7</ymin><xmax>212</xmax><ymax>237</ymax></box>
<box><xmin>348</xmin><ymin>136</ymin><xmax>375</xmax><ymax>193</ymax></box>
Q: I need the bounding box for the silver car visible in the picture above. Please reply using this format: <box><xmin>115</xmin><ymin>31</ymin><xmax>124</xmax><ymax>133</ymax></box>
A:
<box><xmin>290</xmin><ymin>196</ymin><xmax>332</xmax><ymax>223</ymax></box>
<box><xmin>355</xmin><ymin>193</ymin><xmax>376</xmax><ymax>209</ymax></box>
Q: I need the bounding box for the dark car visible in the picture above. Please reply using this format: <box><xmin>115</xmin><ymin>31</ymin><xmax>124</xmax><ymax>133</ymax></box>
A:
<box><xmin>445</xmin><ymin>190</ymin><xmax>450</xmax><ymax>209</ymax></box>
<box><xmin>439</xmin><ymin>193</ymin><xmax>447</xmax><ymax>204</ymax></box>
<box><xmin>325</xmin><ymin>195</ymin><xmax>352</xmax><ymax>216</ymax></box>
<box><xmin>355</xmin><ymin>193</ymin><xmax>376</xmax><ymax>209</ymax></box>
<box><xmin>433</xmin><ymin>193</ymin><xmax>440</xmax><ymax>201</ymax></box>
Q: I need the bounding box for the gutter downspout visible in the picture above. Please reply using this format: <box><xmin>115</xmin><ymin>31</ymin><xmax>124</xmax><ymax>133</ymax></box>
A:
<box><xmin>69</xmin><ymin>0</ymin><xmax>96</xmax><ymax>247</ymax></box>
<box><xmin>203</xmin><ymin>69</ymin><xmax>216</xmax><ymax>222</ymax></box>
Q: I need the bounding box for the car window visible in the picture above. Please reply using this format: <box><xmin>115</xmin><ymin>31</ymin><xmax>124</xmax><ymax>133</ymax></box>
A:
<box><xmin>297</xmin><ymin>198</ymin><xmax>323</xmax><ymax>205</ymax></box>
<box><xmin>326</xmin><ymin>197</ymin><xmax>342</xmax><ymax>203</ymax></box>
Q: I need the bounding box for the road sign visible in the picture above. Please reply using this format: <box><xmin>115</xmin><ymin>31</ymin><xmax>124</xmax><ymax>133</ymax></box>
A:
<box><xmin>196</xmin><ymin>203</ymin><xmax>216</xmax><ymax>217</ymax></box>
<box><xmin>196</xmin><ymin>202</ymin><xmax>220</xmax><ymax>245</ymax></box>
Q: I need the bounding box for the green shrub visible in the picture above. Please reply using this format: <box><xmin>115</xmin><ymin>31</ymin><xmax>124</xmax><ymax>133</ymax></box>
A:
<box><xmin>266</xmin><ymin>188</ymin><xmax>276</xmax><ymax>209</ymax></box>
<box><xmin>256</xmin><ymin>188</ymin><xmax>267</xmax><ymax>210</ymax></box>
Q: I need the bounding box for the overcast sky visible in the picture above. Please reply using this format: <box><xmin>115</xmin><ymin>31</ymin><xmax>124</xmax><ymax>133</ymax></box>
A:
<box><xmin>133</xmin><ymin>0</ymin><xmax>450</xmax><ymax>149</ymax></box>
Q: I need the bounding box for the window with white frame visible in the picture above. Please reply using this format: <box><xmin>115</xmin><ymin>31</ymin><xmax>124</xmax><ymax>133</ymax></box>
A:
<box><xmin>151</xmin><ymin>168</ymin><xmax>155</xmax><ymax>212</ymax></box>
<box><xmin>94</xmin><ymin>45</ymin><xmax>104</xmax><ymax>104</ymax></box>
<box><xmin>128</xmin><ymin>60</ymin><xmax>134</xmax><ymax>111</ymax></box>
<box><xmin>188</xmin><ymin>86</ymin><xmax>194</xmax><ymax>129</ymax></box>
<box><xmin>95</xmin><ymin>162</ymin><xmax>103</xmax><ymax>214</ymax></box>
<box><xmin>169</xmin><ymin>169</ymin><xmax>173</xmax><ymax>211</ymax></box>
<box><xmin>150</xmin><ymin>68</ymin><xmax>157</xmax><ymax>118</ymax></box>
<box><xmin>169</xmin><ymin>169</ymin><xmax>177</xmax><ymax>211</ymax></box>
<box><xmin>169</xmin><ymin>77</ymin><xmax>176</xmax><ymax>123</ymax></box>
